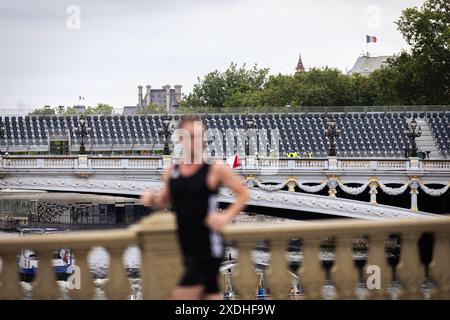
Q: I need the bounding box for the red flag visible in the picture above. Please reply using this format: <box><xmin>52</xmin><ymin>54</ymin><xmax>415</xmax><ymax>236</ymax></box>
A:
<box><xmin>226</xmin><ymin>154</ymin><xmax>241</xmax><ymax>169</ymax></box>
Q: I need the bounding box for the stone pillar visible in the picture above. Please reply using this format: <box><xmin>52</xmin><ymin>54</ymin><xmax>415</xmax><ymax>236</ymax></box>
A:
<box><xmin>328</xmin><ymin>156</ymin><xmax>338</xmax><ymax>170</ymax></box>
<box><xmin>163</xmin><ymin>85</ymin><xmax>171</xmax><ymax>112</ymax></box>
<box><xmin>145</xmin><ymin>85</ymin><xmax>151</xmax><ymax>107</ymax></box>
<box><xmin>369</xmin><ymin>181</ymin><xmax>378</xmax><ymax>204</ymax></box>
<box><xmin>138</xmin><ymin>85</ymin><xmax>143</xmax><ymax>107</ymax></box>
<box><xmin>245</xmin><ymin>155</ymin><xmax>255</xmax><ymax>169</ymax></box>
<box><xmin>162</xmin><ymin>155</ymin><xmax>172</xmax><ymax>168</ymax></box>
<box><xmin>78</xmin><ymin>155</ymin><xmax>88</xmax><ymax>168</ymax></box>
<box><xmin>409</xmin><ymin>157</ymin><xmax>420</xmax><ymax>170</ymax></box>
<box><xmin>410</xmin><ymin>186</ymin><xmax>419</xmax><ymax>211</ymax></box>
<box><xmin>174</xmin><ymin>85</ymin><xmax>182</xmax><ymax>104</ymax></box>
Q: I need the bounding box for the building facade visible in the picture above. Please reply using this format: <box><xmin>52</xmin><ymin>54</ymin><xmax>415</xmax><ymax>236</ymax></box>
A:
<box><xmin>348</xmin><ymin>54</ymin><xmax>393</xmax><ymax>76</ymax></box>
<box><xmin>137</xmin><ymin>84</ymin><xmax>182</xmax><ymax>112</ymax></box>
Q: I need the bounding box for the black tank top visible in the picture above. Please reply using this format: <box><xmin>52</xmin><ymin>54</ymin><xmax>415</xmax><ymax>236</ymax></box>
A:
<box><xmin>169</xmin><ymin>163</ymin><xmax>223</xmax><ymax>258</ymax></box>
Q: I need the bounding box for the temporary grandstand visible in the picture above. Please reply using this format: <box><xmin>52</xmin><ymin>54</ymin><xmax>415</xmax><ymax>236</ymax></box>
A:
<box><xmin>0</xmin><ymin>108</ymin><xmax>449</xmax><ymax>158</ymax></box>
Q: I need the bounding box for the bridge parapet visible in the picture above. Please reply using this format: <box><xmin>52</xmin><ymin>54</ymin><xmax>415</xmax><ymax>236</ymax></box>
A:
<box><xmin>0</xmin><ymin>212</ymin><xmax>449</xmax><ymax>300</ymax></box>
<box><xmin>1</xmin><ymin>155</ymin><xmax>449</xmax><ymax>172</ymax></box>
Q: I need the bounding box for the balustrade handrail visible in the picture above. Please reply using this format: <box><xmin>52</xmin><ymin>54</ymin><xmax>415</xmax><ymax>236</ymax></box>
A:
<box><xmin>0</xmin><ymin>214</ymin><xmax>447</xmax><ymax>248</ymax></box>
<box><xmin>222</xmin><ymin>215</ymin><xmax>449</xmax><ymax>238</ymax></box>
<box><xmin>0</xmin><ymin>229</ymin><xmax>136</xmax><ymax>253</ymax></box>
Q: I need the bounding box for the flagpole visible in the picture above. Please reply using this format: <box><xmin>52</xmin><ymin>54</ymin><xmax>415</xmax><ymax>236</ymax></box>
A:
<box><xmin>365</xmin><ymin>35</ymin><xmax>369</xmax><ymax>56</ymax></box>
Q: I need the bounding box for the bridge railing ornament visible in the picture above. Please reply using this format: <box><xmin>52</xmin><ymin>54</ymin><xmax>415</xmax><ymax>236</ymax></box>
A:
<box><xmin>244</xmin><ymin>175</ymin><xmax>449</xmax><ymax>211</ymax></box>
<box><xmin>0</xmin><ymin>213</ymin><xmax>449</xmax><ymax>300</ymax></box>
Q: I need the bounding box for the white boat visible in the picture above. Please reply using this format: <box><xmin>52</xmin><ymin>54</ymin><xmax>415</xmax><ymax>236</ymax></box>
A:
<box><xmin>17</xmin><ymin>228</ymin><xmax>73</xmax><ymax>282</ymax></box>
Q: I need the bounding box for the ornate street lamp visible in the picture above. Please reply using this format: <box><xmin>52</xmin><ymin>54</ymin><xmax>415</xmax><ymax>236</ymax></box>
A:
<box><xmin>0</xmin><ymin>125</ymin><xmax>5</xmax><ymax>155</ymax></box>
<box><xmin>245</xmin><ymin>115</ymin><xmax>255</xmax><ymax>156</ymax></box>
<box><xmin>74</xmin><ymin>115</ymin><xmax>91</xmax><ymax>154</ymax></box>
<box><xmin>407</xmin><ymin>117</ymin><xmax>422</xmax><ymax>158</ymax></box>
<box><xmin>326</xmin><ymin>116</ymin><xmax>340</xmax><ymax>157</ymax></box>
<box><xmin>159</xmin><ymin>117</ymin><xmax>174</xmax><ymax>155</ymax></box>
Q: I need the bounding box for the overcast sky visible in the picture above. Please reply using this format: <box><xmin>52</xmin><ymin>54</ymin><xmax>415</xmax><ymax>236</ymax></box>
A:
<box><xmin>0</xmin><ymin>0</ymin><xmax>424</xmax><ymax>112</ymax></box>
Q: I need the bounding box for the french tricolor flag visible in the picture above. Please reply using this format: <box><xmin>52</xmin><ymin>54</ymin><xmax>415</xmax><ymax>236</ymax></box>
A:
<box><xmin>366</xmin><ymin>35</ymin><xmax>377</xmax><ymax>43</ymax></box>
<box><xmin>226</xmin><ymin>154</ymin><xmax>241</xmax><ymax>169</ymax></box>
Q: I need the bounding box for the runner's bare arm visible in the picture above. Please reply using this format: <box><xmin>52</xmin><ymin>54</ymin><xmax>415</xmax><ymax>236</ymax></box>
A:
<box><xmin>140</xmin><ymin>167</ymin><xmax>171</xmax><ymax>209</ymax></box>
<box><xmin>206</xmin><ymin>164</ymin><xmax>249</xmax><ymax>231</ymax></box>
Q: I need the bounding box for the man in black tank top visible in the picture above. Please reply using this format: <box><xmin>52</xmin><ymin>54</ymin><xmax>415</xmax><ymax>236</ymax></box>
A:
<box><xmin>140</xmin><ymin>115</ymin><xmax>249</xmax><ymax>300</ymax></box>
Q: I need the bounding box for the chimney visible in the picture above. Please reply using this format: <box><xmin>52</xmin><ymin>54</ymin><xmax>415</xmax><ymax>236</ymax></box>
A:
<box><xmin>163</xmin><ymin>85</ymin><xmax>171</xmax><ymax>112</ymax></box>
<box><xmin>174</xmin><ymin>85</ymin><xmax>182</xmax><ymax>104</ymax></box>
<box><xmin>145</xmin><ymin>85</ymin><xmax>151</xmax><ymax>107</ymax></box>
<box><xmin>137</xmin><ymin>85</ymin><xmax>143</xmax><ymax>107</ymax></box>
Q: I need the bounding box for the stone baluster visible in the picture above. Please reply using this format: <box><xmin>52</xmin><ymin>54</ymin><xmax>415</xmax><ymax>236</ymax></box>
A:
<box><xmin>0</xmin><ymin>252</ymin><xmax>24</xmax><ymax>299</ymax></box>
<box><xmin>429</xmin><ymin>231</ymin><xmax>450</xmax><ymax>299</ymax></box>
<box><xmin>235</xmin><ymin>241</ymin><xmax>259</xmax><ymax>300</ymax></box>
<box><xmin>33</xmin><ymin>250</ymin><xmax>60</xmax><ymax>299</ymax></box>
<box><xmin>330</xmin><ymin>237</ymin><xmax>359</xmax><ymax>299</ymax></box>
<box><xmin>68</xmin><ymin>248</ymin><xmax>95</xmax><ymax>300</ymax></box>
<box><xmin>299</xmin><ymin>238</ymin><xmax>324</xmax><ymax>299</ymax></box>
<box><xmin>367</xmin><ymin>234</ymin><xmax>391</xmax><ymax>299</ymax></box>
<box><xmin>396</xmin><ymin>233</ymin><xmax>424</xmax><ymax>299</ymax></box>
<box><xmin>104</xmin><ymin>245</ymin><xmax>130</xmax><ymax>300</ymax></box>
<box><xmin>138</xmin><ymin>213</ymin><xmax>182</xmax><ymax>299</ymax></box>
<box><xmin>266</xmin><ymin>238</ymin><xmax>291</xmax><ymax>299</ymax></box>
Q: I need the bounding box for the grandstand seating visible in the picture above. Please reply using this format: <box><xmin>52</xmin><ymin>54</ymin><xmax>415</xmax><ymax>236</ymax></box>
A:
<box><xmin>0</xmin><ymin>112</ymin><xmax>448</xmax><ymax>158</ymax></box>
<box><xmin>427</xmin><ymin>112</ymin><xmax>450</xmax><ymax>158</ymax></box>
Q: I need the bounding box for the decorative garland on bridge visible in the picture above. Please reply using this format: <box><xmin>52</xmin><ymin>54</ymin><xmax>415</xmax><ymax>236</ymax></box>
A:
<box><xmin>298</xmin><ymin>181</ymin><xmax>328</xmax><ymax>193</ymax></box>
<box><xmin>252</xmin><ymin>179</ymin><xmax>286</xmax><ymax>191</ymax></box>
<box><xmin>245</xmin><ymin>176</ymin><xmax>450</xmax><ymax>197</ymax></box>
<box><xmin>419</xmin><ymin>182</ymin><xmax>450</xmax><ymax>196</ymax></box>
<box><xmin>378</xmin><ymin>183</ymin><xmax>410</xmax><ymax>196</ymax></box>
<box><xmin>337</xmin><ymin>181</ymin><xmax>370</xmax><ymax>195</ymax></box>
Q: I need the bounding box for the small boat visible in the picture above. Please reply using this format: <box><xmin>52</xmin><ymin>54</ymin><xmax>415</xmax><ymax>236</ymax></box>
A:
<box><xmin>255</xmin><ymin>272</ymin><xmax>271</xmax><ymax>300</ymax></box>
<box><xmin>17</xmin><ymin>227</ymin><xmax>73</xmax><ymax>282</ymax></box>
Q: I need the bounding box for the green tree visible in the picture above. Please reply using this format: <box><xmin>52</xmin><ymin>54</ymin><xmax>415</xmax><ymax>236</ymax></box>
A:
<box><xmin>391</xmin><ymin>0</ymin><xmax>450</xmax><ymax>104</ymax></box>
<box><xmin>64</xmin><ymin>107</ymin><xmax>78</xmax><ymax>115</ymax></box>
<box><xmin>85</xmin><ymin>103</ymin><xmax>114</xmax><ymax>116</ymax></box>
<box><xmin>28</xmin><ymin>106</ymin><xmax>56</xmax><ymax>116</ymax></box>
<box><xmin>258</xmin><ymin>68</ymin><xmax>354</xmax><ymax>107</ymax></box>
<box><xmin>185</xmin><ymin>63</ymin><xmax>269</xmax><ymax>109</ymax></box>
<box><xmin>348</xmin><ymin>74</ymin><xmax>374</xmax><ymax>106</ymax></box>
<box><xmin>138</xmin><ymin>103</ymin><xmax>165</xmax><ymax>114</ymax></box>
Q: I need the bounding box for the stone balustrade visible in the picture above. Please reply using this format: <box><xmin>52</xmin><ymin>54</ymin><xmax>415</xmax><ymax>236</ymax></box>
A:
<box><xmin>1</xmin><ymin>155</ymin><xmax>449</xmax><ymax>172</ymax></box>
<box><xmin>1</xmin><ymin>212</ymin><xmax>449</xmax><ymax>300</ymax></box>
<box><xmin>0</xmin><ymin>229</ymin><xmax>136</xmax><ymax>300</ymax></box>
